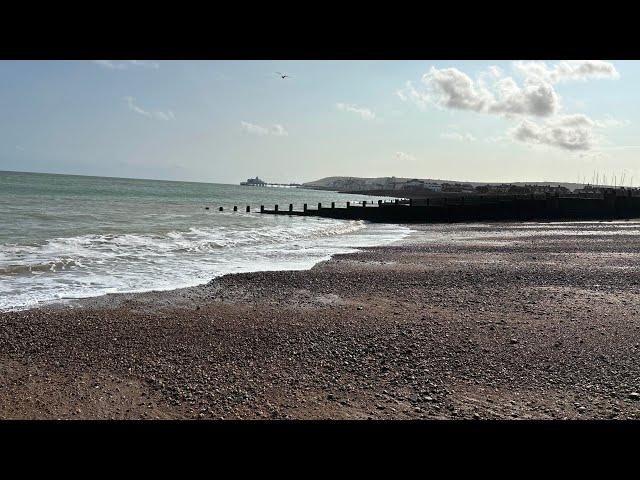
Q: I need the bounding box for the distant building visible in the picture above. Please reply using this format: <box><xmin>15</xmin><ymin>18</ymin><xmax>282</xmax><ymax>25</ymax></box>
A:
<box><xmin>475</xmin><ymin>184</ymin><xmax>570</xmax><ymax>195</ymax></box>
<box><xmin>240</xmin><ymin>176</ymin><xmax>266</xmax><ymax>186</ymax></box>
<box><xmin>441</xmin><ymin>182</ymin><xmax>475</xmax><ymax>193</ymax></box>
<box><xmin>403</xmin><ymin>179</ymin><xmax>442</xmax><ymax>191</ymax></box>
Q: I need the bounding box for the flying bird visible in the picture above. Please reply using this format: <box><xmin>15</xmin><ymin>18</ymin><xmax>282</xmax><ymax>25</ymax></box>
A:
<box><xmin>276</xmin><ymin>72</ymin><xmax>290</xmax><ymax>79</ymax></box>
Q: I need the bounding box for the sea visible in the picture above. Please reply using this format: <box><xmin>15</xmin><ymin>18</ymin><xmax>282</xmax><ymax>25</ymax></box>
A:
<box><xmin>0</xmin><ymin>171</ymin><xmax>411</xmax><ymax>311</ymax></box>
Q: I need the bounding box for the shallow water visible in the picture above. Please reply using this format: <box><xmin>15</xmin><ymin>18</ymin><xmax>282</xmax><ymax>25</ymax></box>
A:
<box><xmin>0</xmin><ymin>171</ymin><xmax>410</xmax><ymax>310</ymax></box>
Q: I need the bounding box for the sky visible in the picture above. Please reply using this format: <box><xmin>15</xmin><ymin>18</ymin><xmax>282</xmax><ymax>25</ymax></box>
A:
<box><xmin>0</xmin><ymin>60</ymin><xmax>638</xmax><ymax>185</ymax></box>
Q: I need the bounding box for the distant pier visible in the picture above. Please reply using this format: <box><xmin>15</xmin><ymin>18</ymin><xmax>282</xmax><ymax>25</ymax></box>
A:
<box><xmin>240</xmin><ymin>176</ymin><xmax>301</xmax><ymax>188</ymax></box>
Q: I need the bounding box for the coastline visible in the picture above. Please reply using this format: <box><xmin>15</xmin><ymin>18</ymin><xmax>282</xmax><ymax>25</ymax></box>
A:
<box><xmin>2</xmin><ymin>221</ymin><xmax>640</xmax><ymax>419</ymax></box>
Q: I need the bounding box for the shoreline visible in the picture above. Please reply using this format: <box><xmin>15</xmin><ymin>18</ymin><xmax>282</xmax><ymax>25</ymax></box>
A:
<box><xmin>2</xmin><ymin>221</ymin><xmax>640</xmax><ymax>419</ymax></box>
<box><xmin>2</xmin><ymin>220</ymin><xmax>412</xmax><ymax>313</ymax></box>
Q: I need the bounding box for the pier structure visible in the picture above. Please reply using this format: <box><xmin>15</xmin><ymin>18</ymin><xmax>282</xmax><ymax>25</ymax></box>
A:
<box><xmin>210</xmin><ymin>189</ymin><xmax>640</xmax><ymax>223</ymax></box>
<box><xmin>239</xmin><ymin>176</ymin><xmax>302</xmax><ymax>188</ymax></box>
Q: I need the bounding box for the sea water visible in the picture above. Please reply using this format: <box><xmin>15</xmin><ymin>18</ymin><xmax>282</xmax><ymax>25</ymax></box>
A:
<box><xmin>0</xmin><ymin>171</ymin><xmax>410</xmax><ymax>311</ymax></box>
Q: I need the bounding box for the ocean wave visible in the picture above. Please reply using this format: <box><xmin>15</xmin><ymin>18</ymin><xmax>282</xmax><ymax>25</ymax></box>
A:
<box><xmin>0</xmin><ymin>218</ymin><xmax>410</xmax><ymax>311</ymax></box>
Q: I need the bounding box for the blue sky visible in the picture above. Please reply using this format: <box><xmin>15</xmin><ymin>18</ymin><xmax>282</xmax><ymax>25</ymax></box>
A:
<box><xmin>0</xmin><ymin>60</ymin><xmax>637</xmax><ymax>185</ymax></box>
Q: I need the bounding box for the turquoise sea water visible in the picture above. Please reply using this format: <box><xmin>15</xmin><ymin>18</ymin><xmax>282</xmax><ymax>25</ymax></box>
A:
<box><xmin>0</xmin><ymin>171</ymin><xmax>409</xmax><ymax>310</ymax></box>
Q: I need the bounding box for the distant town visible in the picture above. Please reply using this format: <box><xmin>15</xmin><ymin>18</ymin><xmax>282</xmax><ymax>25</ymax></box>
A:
<box><xmin>242</xmin><ymin>175</ymin><xmax>638</xmax><ymax>197</ymax></box>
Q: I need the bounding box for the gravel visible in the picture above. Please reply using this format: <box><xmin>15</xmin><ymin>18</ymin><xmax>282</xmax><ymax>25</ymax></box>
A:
<box><xmin>1</xmin><ymin>221</ymin><xmax>640</xmax><ymax>419</ymax></box>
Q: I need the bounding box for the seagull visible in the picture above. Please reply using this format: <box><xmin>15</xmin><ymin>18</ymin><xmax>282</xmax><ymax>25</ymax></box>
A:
<box><xmin>276</xmin><ymin>72</ymin><xmax>290</xmax><ymax>79</ymax></box>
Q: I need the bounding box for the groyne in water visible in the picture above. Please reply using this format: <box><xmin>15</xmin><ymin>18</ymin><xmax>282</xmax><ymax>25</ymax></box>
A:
<box><xmin>252</xmin><ymin>189</ymin><xmax>640</xmax><ymax>223</ymax></box>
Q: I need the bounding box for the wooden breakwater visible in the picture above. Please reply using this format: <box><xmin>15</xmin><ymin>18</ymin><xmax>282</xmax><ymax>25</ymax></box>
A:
<box><xmin>251</xmin><ymin>190</ymin><xmax>640</xmax><ymax>223</ymax></box>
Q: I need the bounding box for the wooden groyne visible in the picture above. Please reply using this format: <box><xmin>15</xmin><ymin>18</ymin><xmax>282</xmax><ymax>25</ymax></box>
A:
<box><xmin>245</xmin><ymin>190</ymin><xmax>640</xmax><ymax>223</ymax></box>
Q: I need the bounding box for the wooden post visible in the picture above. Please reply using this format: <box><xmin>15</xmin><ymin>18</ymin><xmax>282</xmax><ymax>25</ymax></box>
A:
<box><xmin>260</xmin><ymin>205</ymin><xmax>264</xmax><ymax>213</ymax></box>
<box><xmin>219</xmin><ymin>206</ymin><xmax>223</xmax><ymax>211</ymax></box>
<box><xmin>378</xmin><ymin>200</ymin><xmax>382</xmax><ymax>206</ymax></box>
<box><xmin>409</xmin><ymin>199</ymin><xmax>413</xmax><ymax>207</ymax></box>
<box><xmin>363</xmin><ymin>201</ymin><xmax>367</xmax><ymax>207</ymax></box>
<box><xmin>318</xmin><ymin>202</ymin><xmax>322</xmax><ymax>210</ymax></box>
<box><xmin>289</xmin><ymin>204</ymin><xmax>293</xmax><ymax>212</ymax></box>
<box><xmin>246</xmin><ymin>205</ymin><xmax>250</xmax><ymax>213</ymax></box>
<box><xmin>303</xmin><ymin>203</ymin><xmax>307</xmax><ymax>212</ymax></box>
<box><xmin>233</xmin><ymin>206</ymin><xmax>238</xmax><ymax>212</ymax></box>
<box><xmin>395</xmin><ymin>199</ymin><xmax>399</xmax><ymax>205</ymax></box>
<box><xmin>331</xmin><ymin>202</ymin><xmax>335</xmax><ymax>209</ymax></box>
<box><xmin>275</xmin><ymin>204</ymin><xmax>279</xmax><ymax>212</ymax></box>
<box><xmin>205</xmin><ymin>207</ymin><xmax>209</xmax><ymax>210</ymax></box>
<box><xmin>346</xmin><ymin>201</ymin><xmax>350</xmax><ymax>208</ymax></box>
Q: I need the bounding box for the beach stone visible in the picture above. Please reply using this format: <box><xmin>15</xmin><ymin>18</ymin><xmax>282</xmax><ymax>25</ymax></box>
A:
<box><xmin>629</xmin><ymin>392</ymin><xmax>640</xmax><ymax>400</ymax></box>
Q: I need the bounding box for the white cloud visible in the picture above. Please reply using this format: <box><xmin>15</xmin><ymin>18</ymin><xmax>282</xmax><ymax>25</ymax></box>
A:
<box><xmin>396</xmin><ymin>81</ymin><xmax>430</xmax><ymax>110</ymax></box>
<box><xmin>241</xmin><ymin>121</ymin><xmax>288</xmax><ymax>136</ymax></box>
<box><xmin>395</xmin><ymin>151</ymin><xmax>416</xmax><ymax>162</ymax></box>
<box><xmin>418</xmin><ymin>66</ymin><xmax>558</xmax><ymax>117</ymax></box>
<box><xmin>441</xmin><ymin>131</ymin><xmax>477</xmax><ymax>142</ymax></box>
<box><xmin>509</xmin><ymin>114</ymin><xmax>597</xmax><ymax>151</ymax></box>
<box><xmin>514</xmin><ymin>60</ymin><xmax>619</xmax><ymax>84</ymax></box>
<box><xmin>125</xmin><ymin>97</ymin><xmax>174</xmax><ymax>121</ymax></box>
<box><xmin>94</xmin><ymin>60</ymin><xmax>159</xmax><ymax>70</ymax></box>
<box><xmin>336</xmin><ymin>103</ymin><xmax>376</xmax><ymax>120</ymax></box>
<box><xmin>398</xmin><ymin>61</ymin><xmax>622</xmax><ymax>152</ymax></box>
<box><xmin>488</xmin><ymin>76</ymin><xmax>558</xmax><ymax>117</ymax></box>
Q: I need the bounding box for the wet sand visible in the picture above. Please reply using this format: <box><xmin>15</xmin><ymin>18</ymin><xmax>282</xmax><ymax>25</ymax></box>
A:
<box><xmin>2</xmin><ymin>221</ymin><xmax>640</xmax><ymax>419</ymax></box>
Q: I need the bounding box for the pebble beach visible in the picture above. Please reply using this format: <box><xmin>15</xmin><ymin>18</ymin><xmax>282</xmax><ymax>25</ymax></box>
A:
<box><xmin>2</xmin><ymin>221</ymin><xmax>640</xmax><ymax>419</ymax></box>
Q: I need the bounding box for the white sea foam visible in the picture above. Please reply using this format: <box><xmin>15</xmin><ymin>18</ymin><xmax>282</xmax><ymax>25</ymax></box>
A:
<box><xmin>0</xmin><ymin>171</ymin><xmax>410</xmax><ymax>311</ymax></box>
<box><xmin>0</xmin><ymin>217</ymin><xmax>410</xmax><ymax>311</ymax></box>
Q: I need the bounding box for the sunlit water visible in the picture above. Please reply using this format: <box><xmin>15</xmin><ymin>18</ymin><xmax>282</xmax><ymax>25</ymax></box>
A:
<box><xmin>0</xmin><ymin>171</ymin><xmax>410</xmax><ymax>311</ymax></box>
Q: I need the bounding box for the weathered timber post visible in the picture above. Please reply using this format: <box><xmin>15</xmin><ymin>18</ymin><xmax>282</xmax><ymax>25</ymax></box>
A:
<box><xmin>233</xmin><ymin>206</ymin><xmax>238</xmax><ymax>212</ymax></box>
<box><xmin>395</xmin><ymin>199</ymin><xmax>399</xmax><ymax>205</ymax></box>
<box><xmin>205</xmin><ymin>207</ymin><xmax>209</xmax><ymax>210</ymax></box>
<box><xmin>260</xmin><ymin>205</ymin><xmax>264</xmax><ymax>213</ymax></box>
<box><xmin>363</xmin><ymin>201</ymin><xmax>367</xmax><ymax>207</ymax></box>
<box><xmin>331</xmin><ymin>202</ymin><xmax>335</xmax><ymax>209</ymax></box>
<box><xmin>378</xmin><ymin>200</ymin><xmax>382</xmax><ymax>206</ymax></box>
<box><xmin>409</xmin><ymin>198</ymin><xmax>413</xmax><ymax>207</ymax></box>
<box><xmin>219</xmin><ymin>206</ymin><xmax>223</xmax><ymax>211</ymax></box>
<box><xmin>346</xmin><ymin>201</ymin><xmax>350</xmax><ymax>208</ymax></box>
<box><xmin>246</xmin><ymin>205</ymin><xmax>250</xmax><ymax>213</ymax></box>
<box><xmin>289</xmin><ymin>204</ymin><xmax>293</xmax><ymax>212</ymax></box>
<box><xmin>318</xmin><ymin>202</ymin><xmax>322</xmax><ymax>210</ymax></box>
<box><xmin>303</xmin><ymin>203</ymin><xmax>307</xmax><ymax>212</ymax></box>
<box><xmin>275</xmin><ymin>204</ymin><xmax>278</xmax><ymax>212</ymax></box>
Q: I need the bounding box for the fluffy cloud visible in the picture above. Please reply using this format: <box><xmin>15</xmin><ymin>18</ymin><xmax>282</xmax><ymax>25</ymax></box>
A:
<box><xmin>241</xmin><ymin>121</ymin><xmax>288</xmax><ymax>136</ymax></box>
<box><xmin>509</xmin><ymin>114</ymin><xmax>596</xmax><ymax>151</ymax></box>
<box><xmin>336</xmin><ymin>103</ymin><xmax>376</xmax><ymax>120</ymax></box>
<box><xmin>398</xmin><ymin>61</ymin><xmax>621</xmax><ymax>152</ymax></box>
<box><xmin>488</xmin><ymin>77</ymin><xmax>558</xmax><ymax>116</ymax></box>
<box><xmin>415</xmin><ymin>66</ymin><xmax>558</xmax><ymax>117</ymax></box>
<box><xmin>514</xmin><ymin>60</ymin><xmax>619</xmax><ymax>84</ymax></box>
<box><xmin>125</xmin><ymin>97</ymin><xmax>174</xmax><ymax>120</ymax></box>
